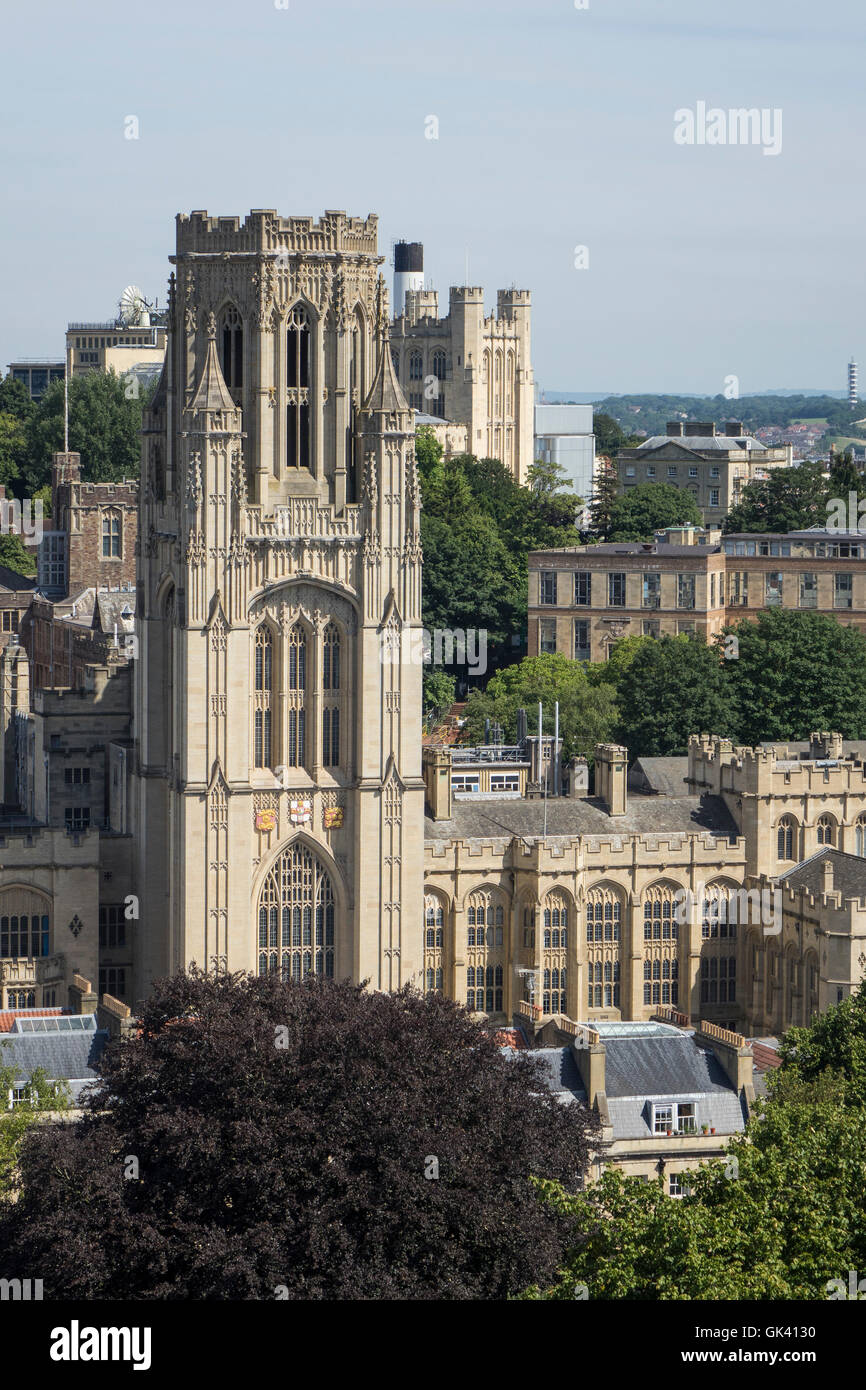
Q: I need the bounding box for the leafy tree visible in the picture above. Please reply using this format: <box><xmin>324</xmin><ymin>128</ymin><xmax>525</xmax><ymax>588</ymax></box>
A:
<box><xmin>592</xmin><ymin>412</ymin><xmax>639</xmax><ymax>458</ymax></box>
<box><xmin>527</xmin><ymin>1081</ymin><xmax>866</xmax><ymax>1300</ymax></box>
<box><xmin>828</xmin><ymin>448</ymin><xmax>866</xmax><ymax>505</ymax></box>
<box><xmin>722</xmin><ymin>461</ymin><xmax>829</xmax><ymax>534</ymax></box>
<box><xmin>0</xmin><ymin>374</ymin><xmax>36</xmax><ymax>423</ymax></box>
<box><xmin>586</xmin><ymin>635</ymin><xmax>652</xmax><ymax>688</ymax></box>
<box><xmin>414</xmin><ymin>423</ymin><xmax>444</xmax><ymax>483</ymax></box>
<box><xmin>0</xmin><ymin>534</ymin><xmax>36</xmax><ymax>577</ymax></box>
<box><xmin>421</xmin><ymin>453</ymin><xmax>580</xmax><ymax>671</ymax></box>
<box><xmin>22</xmin><ymin>371</ymin><xmax>148</xmax><ymax>494</ymax></box>
<box><xmin>613</xmin><ymin>634</ymin><xmax>735</xmax><ymax>757</ymax></box>
<box><xmin>0</xmin><ymin>969</ymin><xmax>599</xmax><ymax>1300</ymax></box>
<box><xmin>726</xmin><ymin>609</ymin><xmax>866</xmax><ymax>746</ymax></box>
<box><xmin>462</xmin><ymin>653</ymin><xmax>619</xmax><ymax>761</ymax></box>
<box><xmin>0</xmin><ymin>1057</ymin><xmax>68</xmax><ymax>1201</ymax></box>
<box><xmin>423</xmin><ymin>667</ymin><xmax>457</xmax><ymax>725</ymax></box>
<box><xmin>0</xmin><ymin>413</ymin><xmax>26</xmax><ymax>489</ymax></box>
<box><xmin>604</xmin><ymin>482</ymin><xmax>702</xmax><ymax>542</ymax></box>
<box><xmin>774</xmin><ymin>981</ymin><xmax>866</xmax><ymax>1108</ymax></box>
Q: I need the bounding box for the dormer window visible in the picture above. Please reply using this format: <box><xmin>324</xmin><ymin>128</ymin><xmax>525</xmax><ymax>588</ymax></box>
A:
<box><xmin>651</xmin><ymin>1101</ymin><xmax>698</xmax><ymax>1135</ymax></box>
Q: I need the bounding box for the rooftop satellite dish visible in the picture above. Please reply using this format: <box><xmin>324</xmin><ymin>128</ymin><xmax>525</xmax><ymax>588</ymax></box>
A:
<box><xmin>118</xmin><ymin>284</ymin><xmax>152</xmax><ymax>327</ymax></box>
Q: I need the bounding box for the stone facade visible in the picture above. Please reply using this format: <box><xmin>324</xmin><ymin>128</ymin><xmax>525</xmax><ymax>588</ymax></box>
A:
<box><xmin>132</xmin><ymin>208</ymin><xmax>425</xmax><ymax>1002</ymax></box>
<box><xmin>529</xmin><ymin>528</ymin><xmax>866</xmax><ymax>664</ymax></box>
<box><xmin>615</xmin><ymin>420</ymin><xmax>792</xmax><ymax>526</ymax></box>
<box><xmin>390</xmin><ymin>286</ymin><xmax>534</xmax><ymax>483</ymax></box>
<box><xmin>422</xmin><ymin>732</ymin><xmax>866</xmax><ymax>1035</ymax></box>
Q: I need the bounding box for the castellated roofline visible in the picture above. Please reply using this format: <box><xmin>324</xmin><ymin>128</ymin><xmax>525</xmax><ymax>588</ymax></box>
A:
<box><xmin>174</xmin><ymin>209</ymin><xmax>381</xmax><ymax>257</ymax></box>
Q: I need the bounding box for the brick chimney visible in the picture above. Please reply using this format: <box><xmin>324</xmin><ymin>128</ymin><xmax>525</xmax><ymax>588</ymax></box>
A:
<box><xmin>724</xmin><ymin>422</ymin><xmax>745</xmax><ymax>437</ymax></box>
<box><xmin>686</xmin><ymin>421</ymin><xmax>716</xmax><ymax>436</ymax></box>
<box><xmin>666</xmin><ymin>421</ymin><xmax>684</xmax><ymax>437</ymax></box>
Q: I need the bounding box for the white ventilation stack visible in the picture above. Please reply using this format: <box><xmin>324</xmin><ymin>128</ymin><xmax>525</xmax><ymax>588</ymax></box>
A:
<box><xmin>393</xmin><ymin>241</ymin><xmax>423</xmax><ymax>317</ymax></box>
<box><xmin>849</xmin><ymin>357</ymin><xmax>858</xmax><ymax>408</ymax></box>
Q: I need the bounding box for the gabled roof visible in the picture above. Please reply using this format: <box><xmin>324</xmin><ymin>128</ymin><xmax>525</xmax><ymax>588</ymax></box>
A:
<box><xmin>778</xmin><ymin>846</ymin><xmax>866</xmax><ymax>902</ymax></box>
<box><xmin>0</xmin><ymin>1025</ymin><xmax>108</xmax><ymax>1102</ymax></box>
<box><xmin>635</xmin><ymin>434</ymin><xmax>765</xmax><ymax>455</ymax></box>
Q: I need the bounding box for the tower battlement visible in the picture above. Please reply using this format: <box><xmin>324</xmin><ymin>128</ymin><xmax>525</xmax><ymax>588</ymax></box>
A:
<box><xmin>175</xmin><ymin>209</ymin><xmax>381</xmax><ymax>258</ymax></box>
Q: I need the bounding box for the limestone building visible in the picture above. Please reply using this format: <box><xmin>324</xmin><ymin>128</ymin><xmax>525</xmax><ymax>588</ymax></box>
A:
<box><xmin>528</xmin><ymin>525</ymin><xmax>866</xmax><ymax>663</ymax></box>
<box><xmin>132</xmin><ymin>208</ymin><xmax>425</xmax><ymax>999</ymax></box>
<box><xmin>615</xmin><ymin>420</ymin><xmax>792</xmax><ymax>526</ymax></box>
<box><xmin>390</xmin><ymin>281</ymin><xmax>534</xmax><ymax>483</ymax></box>
<box><xmin>2</xmin><ymin>206</ymin><xmax>865</xmax><ymax>1052</ymax></box>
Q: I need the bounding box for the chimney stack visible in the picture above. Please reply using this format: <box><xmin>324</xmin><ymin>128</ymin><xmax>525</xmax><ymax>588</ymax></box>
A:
<box><xmin>594</xmin><ymin>743</ymin><xmax>628</xmax><ymax>816</ymax></box>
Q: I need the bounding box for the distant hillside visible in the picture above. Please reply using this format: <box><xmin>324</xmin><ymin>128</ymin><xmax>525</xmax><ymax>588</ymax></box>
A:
<box><xmin>571</xmin><ymin>394</ymin><xmax>866</xmax><ymax>441</ymax></box>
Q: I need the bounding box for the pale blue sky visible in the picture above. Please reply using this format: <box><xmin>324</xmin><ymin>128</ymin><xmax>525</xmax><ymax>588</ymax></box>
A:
<box><xmin>1</xmin><ymin>0</ymin><xmax>863</xmax><ymax>394</ymax></box>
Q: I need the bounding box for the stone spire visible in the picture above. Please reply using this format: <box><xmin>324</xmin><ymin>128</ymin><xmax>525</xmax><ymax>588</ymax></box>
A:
<box><xmin>190</xmin><ymin>311</ymin><xmax>236</xmax><ymax>413</ymax></box>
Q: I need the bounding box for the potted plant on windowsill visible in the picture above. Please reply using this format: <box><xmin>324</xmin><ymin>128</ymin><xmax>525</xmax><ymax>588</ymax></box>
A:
<box><xmin>701</xmin><ymin>1124</ymin><xmax>709</xmax><ymax>1134</ymax></box>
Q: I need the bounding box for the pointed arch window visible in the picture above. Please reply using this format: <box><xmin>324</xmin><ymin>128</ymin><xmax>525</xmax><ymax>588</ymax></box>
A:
<box><xmin>323</xmin><ymin>624</ymin><xmax>340</xmax><ymax>691</ymax></box>
<box><xmin>219</xmin><ymin>305</ymin><xmax>243</xmax><ymax>391</ymax></box>
<box><xmin>424</xmin><ymin>894</ymin><xmax>445</xmax><ymax>996</ymax></box>
<box><xmin>287</xmin><ymin>623</ymin><xmax>307</xmax><ymax>767</ymax></box>
<box><xmin>257</xmin><ymin>841</ymin><xmax>334</xmax><ymax>979</ymax></box>
<box><xmin>856</xmin><ymin>815</ymin><xmax>866</xmax><ymax>857</ymax></box>
<box><xmin>254</xmin><ymin>625</ymin><xmax>273</xmax><ymax>768</ymax></box>
<box><xmin>286</xmin><ymin>304</ymin><xmax>311</xmax><ymax>470</ymax></box>
<box><xmin>777</xmin><ymin>816</ymin><xmax>796</xmax><ymax>861</ymax></box>
<box><xmin>817</xmin><ymin>815</ymin><xmax>835</xmax><ymax>846</ymax></box>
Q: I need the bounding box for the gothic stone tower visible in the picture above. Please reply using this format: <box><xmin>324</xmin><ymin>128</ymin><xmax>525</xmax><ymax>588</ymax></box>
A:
<box><xmin>133</xmin><ymin>209</ymin><xmax>425</xmax><ymax>1000</ymax></box>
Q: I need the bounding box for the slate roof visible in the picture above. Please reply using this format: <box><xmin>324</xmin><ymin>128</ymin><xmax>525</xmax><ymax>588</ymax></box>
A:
<box><xmin>635</xmin><ymin>435</ymin><xmax>766</xmax><ymax>453</ymax></box>
<box><xmin>523</xmin><ymin>1035</ymin><xmax>749</xmax><ymax>1140</ymax></box>
<box><xmin>93</xmin><ymin>591</ymin><xmax>135</xmax><ymax>633</ymax></box>
<box><xmin>425</xmin><ymin>793</ymin><xmax>739</xmax><ymax>843</ymax></box>
<box><xmin>778</xmin><ymin>847</ymin><xmax>866</xmax><ymax>902</ymax></box>
<box><xmin>0</xmin><ymin>566</ymin><xmax>37</xmax><ymax>592</ymax></box>
<box><xmin>523</xmin><ymin>1047</ymin><xmax>587</xmax><ymax>1102</ymax></box>
<box><xmin>0</xmin><ymin>1027</ymin><xmax>108</xmax><ymax>1102</ymax></box>
<box><xmin>629</xmin><ymin>757</ymin><xmax>690</xmax><ymax>797</ymax></box>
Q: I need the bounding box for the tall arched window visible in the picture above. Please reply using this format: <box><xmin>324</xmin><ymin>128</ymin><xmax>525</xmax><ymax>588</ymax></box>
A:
<box><xmin>642</xmin><ymin>883</ymin><xmax>680</xmax><ymax>1008</ymax></box>
<box><xmin>408</xmin><ymin>351</ymin><xmax>423</xmax><ymax>381</ymax></box>
<box><xmin>856</xmin><ymin>815</ymin><xmax>866</xmax><ymax>857</ymax></box>
<box><xmin>424</xmin><ymin>893</ymin><xmax>445</xmax><ymax>995</ymax></box>
<box><xmin>286</xmin><ymin>304</ymin><xmax>311</xmax><ymax>470</ymax></box>
<box><xmin>541</xmin><ymin>890</ymin><xmax>569</xmax><ymax>1015</ymax></box>
<box><xmin>219</xmin><ymin>305</ymin><xmax>243</xmax><ymax>391</ymax></box>
<box><xmin>0</xmin><ymin>891</ymin><xmax>51</xmax><ymax>962</ymax></box>
<box><xmin>254</xmin><ymin>625</ymin><xmax>273</xmax><ymax>768</ymax></box>
<box><xmin>465</xmin><ymin>889</ymin><xmax>506</xmax><ymax>1014</ymax></box>
<box><xmin>287</xmin><ymin>623</ymin><xmax>306</xmax><ymax>768</ymax></box>
<box><xmin>586</xmin><ymin>885</ymin><xmax>623</xmax><ymax>1011</ymax></box>
<box><xmin>817</xmin><ymin>815</ymin><xmax>835</xmax><ymax>846</ymax></box>
<box><xmin>777</xmin><ymin>816</ymin><xmax>796</xmax><ymax>861</ymax></box>
<box><xmin>322</xmin><ymin>622</ymin><xmax>341</xmax><ymax>769</ymax></box>
<box><xmin>257</xmin><ymin>841</ymin><xmax>334</xmax><ymax>980</ymax></box>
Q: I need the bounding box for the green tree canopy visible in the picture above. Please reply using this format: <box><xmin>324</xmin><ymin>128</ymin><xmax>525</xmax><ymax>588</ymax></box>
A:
<box><xmin>21</xmin><ymin>371</ymin><xmax>149</xmax><ymax>495</ymax></box>
<box><xmin>603</xmin><ymin>482</ymin><xmax>703</xmax><ymax>542</ymax></box>
<box><xmin>420</xmin><ymin>451</ymin><xmax>580</xmax><ymax>671</ymax></box>
<box><xmin>0</xmin><ymin>534</ymin><xmax>36</xmax><ymax>578</ymax></box>
<box><xmin>725</xmin><ymin>609</ymin><xmax>866</xmax><ymax>746</ymax></box>
<box><xmin>612</xmin><ymin>634</ymin><xmax>735</xmax><ymax>757</ymax></box>
<box><xmin>462</xmin><ymin>653</ymin><xmax>619</xmax><ymax>760</ymax></box>
<box><xmin>527</xmin><ymin>1080</ymin><xmax>865</xmax><ymax>1300</ymax></box>
<box><xmin>722</xmin><ymin>461</ymin><xmax>829</xmax><ymax>534</ymax></box>
<box><xmin>0</xmin><ymin>374</ymin><xmax>36</xmax><ymax>423</ymax></box>
<box><xmin>0</xmin><ymin>969</ymin><xmax>599</xmax><ymax>1300</ymax></box>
